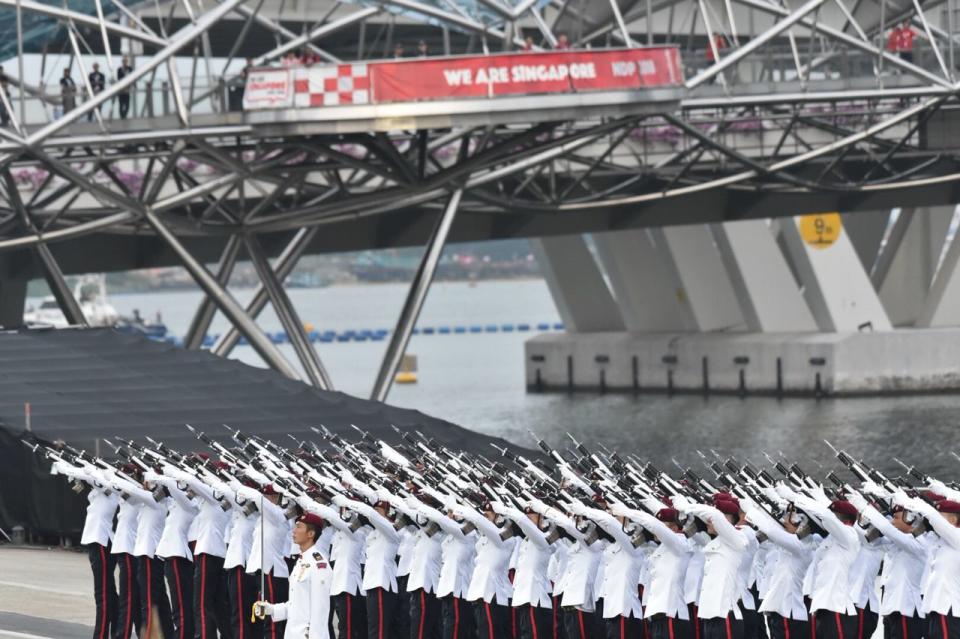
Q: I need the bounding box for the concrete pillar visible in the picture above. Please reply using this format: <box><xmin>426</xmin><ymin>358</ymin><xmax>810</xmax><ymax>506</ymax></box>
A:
<box><xmin>842</xmin><ymin>210</ymin><xmax>890</xmax><ymax>272</ymax></box>
<box><xmin>531</xmin><ymin>235</ymin><xmax>625</xmax><ymax>333</ymax></box>
<box><xmin>917</xmin><ymin>223</ymin><xmax>960</xmax><ymax>327</ymax></box>
<box><xmin>876</xmin><ymin>206</ymin><xmax>954</xmax><ymax>326</ymax></box>
<box><xmin>0</xmin><ymin>277</ymin><xmax>27</xmax><ymax>328</ymax></box>
<box><xmin>713</xmin><ymin>220</ymin><xmax>818</xmax><ymax>332</ymax></box>
<box><xmin>592</xmin><ymin>229</ymin><xmax>696</xmax><ymax>332</ymax></box>
<box><xmin>781</xmin><ymin>215</ymin><xmax>892</xmax><ymax>332</ymax></box>
<box><xmin>652</xmin><ymin>225</ymin><xmax>745</xmax><ymax>331</ymax></box>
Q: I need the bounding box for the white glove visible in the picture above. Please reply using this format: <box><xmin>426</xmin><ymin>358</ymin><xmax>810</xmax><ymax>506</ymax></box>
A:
<box><xmin>861</xmin><ymin>480</ymin><xmax>890</xmax><ymax>499</ymax></box>
<box><xmin>670</xmin><ymin>494</ymin><xmax>692</xmax><ymax>513</ymax></box>
<box><xmin>808</xmin><ymin>484</ymin><xmax>830</xmax><ymax>506</ymax></box>
<box><xmin>566</xmin><ymin>500</ymin><xmax>588</xmax><ymax>516</ymax></box>
<box><xmin>928</xmin><ymin>479</ymin><xmax>949</xmax><ymax>496</ymax></box>
<box><xmin>846</xmin><ymin>490</ymin><xmax>868</xmax><ymax>512</ymax></box>
<box><xmin>891</xmin><ymin>489</ymin><xmax>912</xmax><ymax>509</ymax></box>
<box><xmin>608</xmin><ymin>502</ymin><xmax>630</xmax><ymax>518</ymax></box>
<box><xmin>253</xmin><ymin>601</ymin><xmax>274</xmax><ymax>619</ymax></box>
<box><xmin>490</xmin><ymin>501</ymin><xmax>509</xmax><ymax>516</ymax></box>
<box><xmin>331</xmin><ymin>494</ymin><xmax>350</xmax><ymax>508</ymax></box>
<box><xmin>775</xmin><ymin>482</ymin><xmax>800</xmax><ymax>502</ymax></box>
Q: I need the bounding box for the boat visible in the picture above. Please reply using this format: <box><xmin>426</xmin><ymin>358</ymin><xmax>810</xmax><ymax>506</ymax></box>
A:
<box><xmin>23</xmin><ymin>275</ymin><xmax>120</xmax><ymax>328</ymax></box>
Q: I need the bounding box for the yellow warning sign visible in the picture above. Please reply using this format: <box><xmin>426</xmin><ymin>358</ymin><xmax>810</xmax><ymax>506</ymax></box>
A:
<box><xmin>799</xmin><ymin>213</ymin><xmax>842</xmax><ymax>249</ymax></box>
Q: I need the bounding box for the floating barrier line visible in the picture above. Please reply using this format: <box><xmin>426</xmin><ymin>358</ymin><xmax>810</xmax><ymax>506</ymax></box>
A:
<box><xmin>150</xmin><ymin>321</ymin><xmax>566</xmax><ymax>347</ymax></box>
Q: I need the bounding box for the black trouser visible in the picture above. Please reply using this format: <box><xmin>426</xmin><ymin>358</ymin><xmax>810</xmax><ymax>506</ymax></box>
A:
<box><xmin>439</xmin><ymin>595</ymin><xmax>474</xmax><ymax>639</ymax></box>
<box><xmin>367</xmin><ymin>586</ymin><xmax>400</xmax><ymax>639</ymax></box>
<box><xmin>474</xmin><ymin>600</ymin><xmax>511</xmax><ymax>639</ymax></box>
<box><xmin>766</xmin><ymin>613</ymin><xmax>809</xmax><ymax>639</ymax></box>
<box><xmin>164</xmin><ymin>556</ymin><xmax>194</xmax><ymax>639</ymax></box>
<box><xmin>563</xmin><ymin>607</ymin><xmax>601</xmax><ymax>639</ymax></box>
<box><xmin>516</xmin><ymin>603</ymin><xmax>553</xmax><ymax>639</ymax></box>
<box><xmin>408</xmin><ymin>587</ymin><xmax>440</xmax><ymax>639</ymax></box>
<box><xmin>741</xmin><ymin>599</ymin><xmax>767</xmax><ymax>639</ymax></box>
<box><xmin>927</xmin><ymin>613</ymin><xmax>960</xmax><ymax>639</ymax></box>
<box><xmin>883</xmin><ymin>612</ymin><xmax>925</xmax><ymax>639</ymax></box>
<box><xmin>89</xmin><ymin>542</ymin><xmax>118</xmax><ymax>639</ymax></box>
<box><xmin>193</xmin><ymin>553</ymin><xmax>230</xmax><ymax>639</ymax></box>
<box><xmin>113</xmin><ymin>552</ymin><xmax>141</xmax><ymax>639</ymax></box>
<box><xmin>650</xmin><ymin>614</ymin><xmax>695</xmax><ymax>639</ymax></box>
<box><xmin>226</xmin><ymin>566</ymin><xmax>256</xmax><ymax>639</ymax></box>
<box><xmin>253</xmin><ymin>571</ymin><xmax>287</xmax><ymax>639</ymax></box>
<box><xmin>334</xmin><ymin>592</ymin><xmax>367</xmax><ymax>639</ymax></box>
<box><xmin>605</xmin><ymin>615</ymin><xmax>645</xmax><ymax>639</ymax></box>
<box><xmin>137</xmin><ymin>556</ymin><xmax>174</xmax><ymax>639</ymax></box>
<box><xmin>854</xmin><ymin>606</ymin><xmax>878</xmax><ymax>639</ymax></box>
<box><xmin>813</xmin><ymin>611</ymin><xmax>858</xmax><ymax>639</ymax></box>
<box><xmin>702</xmin><ymin>614</ymin><xmax>745</xmax><ymax>639</ymax></box>
<box><xmin>397</xmin><ymin>575</ymin><xmax>411</xmax><ymax>639</ymax></box>
<box><xmin>118</xmin><ymin>93</ymin><xmax>130</xmax><ymax>118</ymax></box>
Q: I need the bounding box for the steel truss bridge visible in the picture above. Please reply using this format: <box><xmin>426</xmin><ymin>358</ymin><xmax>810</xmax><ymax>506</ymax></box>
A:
<box><xmin>1</xmin><ymin>0</ymin><xmax>960</xmax><ymax>399</ymax></box>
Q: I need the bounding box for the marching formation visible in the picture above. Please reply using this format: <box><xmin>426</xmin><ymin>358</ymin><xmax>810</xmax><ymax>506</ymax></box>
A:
<box><xmin>32</xmin><ymin>425</ymin><xmax>960</xmax><ymax>639</ymax></box>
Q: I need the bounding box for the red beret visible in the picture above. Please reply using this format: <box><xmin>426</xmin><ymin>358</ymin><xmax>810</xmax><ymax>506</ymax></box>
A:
<box><xmin>120</xmin><ymin>463</ymin><xmax>139</xmax><ymax>476</ymax></box>
<box><xmin>891</xmin><ymin>505</ymin><xmax>905</xmax><ymax>514</ymax></box>
<box><xmin>936</xmin><ymin>500</ymin><xmax>960</xmax><ymax>514</ymax></box>
<box><xmin>830</xmin><ymin>500</ymin><xmax>858</xmax><ymax>518</ymax></box>
<box><xmin>657</xmin><ymin>508</ymin><xmax>680</xmax><ymax>523</ymax></box>
<box><xmin>213</xmin><ymin>461</ymin><xmax>230</xmax><ymax>470</ymax></box>
<box><xmin>661</xmin><ymin>496</ymin><xmax>673</xmax><ymax>507</ymax></box>
<box><xmin>714</xmin><ymin>500</ymin><xmax>740</xmax><ymax>516</ymax></box>
<box><xmin>925</xmin><ymin>491</ymin><xmax>946</xmax><ymax>502</ymax></box>
<box><xmin>261</xmin><ymin>484</ymin><xmax>280</xmax><ymax>496</ymax></box>
<box><xmin>715</xmin><ymin>495</ymin><xmax>740</xmax><ymax>511</ymax></box>
<box><xmin>713</xmin><ymin>492</ymin><xmax>734</xmax><ymax>501</ymax></box>
<box><xmin>297</xmin><ymin>512</ymin><xmax>325</xmax><ymax>528</ymax></box>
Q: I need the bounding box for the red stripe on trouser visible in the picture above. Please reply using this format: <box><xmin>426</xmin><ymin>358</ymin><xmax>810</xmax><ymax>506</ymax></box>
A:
<box><xmin>669</xmin><ymin>617</ymin><xmax>676</xmax><ymax>639</ymax></box>
<box><xmin>378</xmin><ymin>588</ymin><xmax>385</xmax><ymax>639</ymax></box>
<box><xmin>835</xmin><ymin>613</ymin><xmax>844</xmax><ymax>639</ymax></box>
<box><xmin>810</xmin><ymin>613</ymin><xmax>815</xmax><ymax>639</ymax></box>
<box><xmin>173</xmin><ymin>559</ymin><xmax>186</xmax><ymax>639</ymax></box>
<box><xmin>901</xmin><ymin>616</ymin><xmax>908</xmax><ymax>639</ymax></box>
<box><xmin>200</xmin><ymin>555</ymin><xmax>207</xmax><ymax>639</ymax></box>
<box><xmin>144</xmin><ymin>559</ymin><xmax>153</xmax><ymax>639</ymax></box>
<box><xmin>725</xmin><ymin>614</ymin><xmax>733</xmax><ymax>639</ymax></box>
<box><xmin>453</xmin><ymin>597</ymin><xmax>460</xmax><ymax>638</ymax></box>
<box><xmin>267</xmin><ymin>574</ymin><xmax>277</xmax><ymax>639</ymax></box>
<box><xmin>485</xmin><ymin>602</ymin><xmax>495</xmax><ymax>639</ymax></box>
<box><xmin>346</xmin><ymin>594</ymin><xmax>352</xmax><ymax>639</ymax></box>
<box><xmin>418</xmin><ymin>590</ymin><xmax>426</xmax><ymax>639</ymax></box>
<box><xmin>693</xmin><ymin>605</ymin><xmax>701</xmax><ymax>639</ymax></box>
<box><xmin>123</xmin><ymin>555</ymin><xmax>133</xmax><ymax>639</ymax></box>
<box><xmin>530</xmin><ymin>606</ymin><xmax>540</xmax><ymax>639</ymax></box>
<box><xmin>858</xmin><ymin>609</ymin><xmax>864</xmax><ymax>639</ymax></box>
<box><xmin>98</xmin><ymin>546</ymin><xmax>107</xmax><ymax>639</ymax></box>
<box><xmin>512</xmin><ymin>607</ymin><xmax>517</xmax><ymax>639</ymax></box>
<box><xmin>621</xmin><ymin>616</ymin><xmax>626</xmax><ymax>639</ymax></box>
<box><xmin>577</xmin><ymin>611</ymin><xmax>586</xmax><ymax>639</ymax></box>
<box><xmin>784</xmin><ymin>617</ymin><xmax>791</xmax><ymax>639</ymax></box>
<box><xmin>941</xmin><ymin>614</ymin><xmax>949</xmax><ymax>639</ymax></box>
<box><xmin>235</xmin><ymin>568</ymin><xmax>245</xmax><ymax>639</ymax></box>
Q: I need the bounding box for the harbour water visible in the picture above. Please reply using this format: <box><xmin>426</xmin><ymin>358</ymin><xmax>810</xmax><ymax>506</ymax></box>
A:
<box><xmin>31</xmin><ymin>279</ymin><xmax>960</xmax><ymax>477</ymax></box>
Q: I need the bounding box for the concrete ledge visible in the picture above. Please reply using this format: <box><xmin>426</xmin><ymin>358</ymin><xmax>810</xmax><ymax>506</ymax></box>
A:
<box><xmin>524</xmin><ymin>330</ymin><xmax>960</xmax><ymax>396</ymax></box>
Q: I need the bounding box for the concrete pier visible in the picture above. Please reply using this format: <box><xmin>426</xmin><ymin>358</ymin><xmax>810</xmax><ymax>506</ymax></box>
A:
<box><xmin>525</xmin><ymin>329</ymin><xmax>960</xmax><ymax>396</ymax></box>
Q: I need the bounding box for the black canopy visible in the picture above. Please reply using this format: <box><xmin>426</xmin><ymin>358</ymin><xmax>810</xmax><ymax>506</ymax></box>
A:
<box><xmin>0</xmin><ymin>327</ymin><xmax>524</xmax><ymax>537</ymax></box>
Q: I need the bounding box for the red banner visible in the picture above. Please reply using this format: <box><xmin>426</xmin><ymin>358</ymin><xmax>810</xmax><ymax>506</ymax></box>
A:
<box><xmin>370</xmin><ymin>47</ymin><xmax>682</xmax><ymax>103</ymax></box>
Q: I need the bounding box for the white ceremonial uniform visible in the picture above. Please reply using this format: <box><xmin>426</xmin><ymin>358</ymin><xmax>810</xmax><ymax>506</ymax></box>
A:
<box><xmin>223</xmin><ymin>499</ymin><xmax>257</xmax><ymax>571</ymax></box>
<box><xmin>236</xmin><ymin>485</ymin><xmax>290</xmax><ymax>578</ymax></box>
<box><xmin>856</xmin><ymin>501</ymin><xmax>929</xmax><ymax>617</ymax></box>
<box><xmin>150</xmin><ymin>473</ymin><xmax>199</xmax><ymax>560</ymax></box>
<box><xmin>112</xmin><ymin>477</ymin><xmax>166</xmax><ymax>559</ymax></box>
<box><xmin>416</xmin><ymin>502</ymin><xmax>477</xmax><ymax>599</ymax></box>
<box><xmin>538</xmin><ymin>505</ymin><xmax>603</xmax><ymax>612</ymax></box>
<box><xmin>335</xmin><ymin>497</ymin><xmax>401</xmax><ymax>593</ymax></box>
<box><xmin>902</xmin><ymin>496</ymin><xmax>960</xmax><ymax>617</ymax></box>
<box><xmin>168</xmin><ymin>467</ymin><xmax>230</xmax><ymax>558</ymax></box>
<box><xmin>795</xmin><ymin>496</ymin><xmax>860</xmax><ymax>615</ymax></box>
<box><xmin>271</xmin><ymin>543</ymin><xmax>333</xmax><ymax>639</ymax></box>
<box><xmin>684</xmin><ymin>503</ymin><xmax>750</xmax><ymax>620</ymax></box>
<box><xmin>454</xmin><ymin>504</ymin><xmax>514</xmax><ymax>605</ymax></box>
<box><xmin>850</xmin><ymin>531</ymin><xmax>885</xmax><ymax>612</ymax></box>
<box><xmin>685</xmin><ymin>532</ymin><xmax>710</xmax><ymax>607</ymax></box>
<box><xmin>502</xmin><ymin>505</ymin><xmax>555</xmax><ymax>609</ymax></box>
<box><xmin>581</xmin><ymin>506</ymin><xmax>644</xmax><ymax>619</ymax></box>
<box><xmin>743</xmin><ymin>502</ymin><xmax>815</xmax><ymax>620</ymax></box>
<box><xmin>737</xmin><ymin>527</ymin><xmax>760</xmax><ymax>611</ymax></box>
<box><xmin>53</xmin><ymin>461</ymin><xmax>119</xmax><ymax>546</ymax></box>
<box><xmin>397</xmin><ymin>526</ymin><xmax>418</xmax><ymax>579</ymax></box>
<box><xmin>405</xmin><ymin>527</ymin><xmax>444</xmax><ymax>594</ymax></box>
<box><xmin>618</xmin><ymin>506</ymin><xmax>693</xmax><ymax>620</ymax></box>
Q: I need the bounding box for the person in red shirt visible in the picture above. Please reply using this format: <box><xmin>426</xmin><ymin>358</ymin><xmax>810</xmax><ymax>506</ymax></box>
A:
<box><xmin>706</xmin><ymin>32</ymin><xmax>727</xmax><ymax>62</ymax></box>
<box><xmin>886</xmin><ymin>25</ymin><xmax>901</xmax><ymax>53</ymax></box>
<box><xmin>898</xmin><ymin>21</ymin><xmax>916</xmax><ymax>62</ymax></box>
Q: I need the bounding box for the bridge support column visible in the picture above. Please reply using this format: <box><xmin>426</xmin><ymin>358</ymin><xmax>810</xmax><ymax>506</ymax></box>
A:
<box><xmin>531</xmin><ymin>235</ymin><xmax>624</xmax><ymax>332</ymax></box>
<box><xmin>917</xmin><ymin>218</ymin><xmax>960</xmax><ymax>327</ymax></box>
<box><xmin>780</xmin><ymin>215</ymin><xmax>892</xmax><ymax>331</ymax></box>
<box><xmin>592</xmin><ymin>229</ymin><xmax>695</xmax><ymax>331</ymax></box>
<box><xmin>842</xmin><ymin>210</ymin><xmax>890</xmax><ymax>272</ymax></box>
<box><xmin>713</xmin><ymin>220</ymin><xmax>817</xmax><ymax>332</ymax></box>
<box><xmin>184</xmin><ymin>235</ymin><xmax>242</xmax><ymax>350</ymax></box>
<box><xmin>652</xmin><ymin>225</ymin><xmax>744</xmax><ymax>331</ymax></box>
<box><xmin>876</xmin><ymin>206</ymin><xmax>954</xmax><ymax>326</ymax></box>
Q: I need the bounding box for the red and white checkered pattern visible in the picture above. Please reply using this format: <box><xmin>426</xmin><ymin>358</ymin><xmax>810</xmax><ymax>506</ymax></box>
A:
<box><xmin>293</xmin><ymin>64</ymin><xmax>370</xmax><ymax>107</ymax></box>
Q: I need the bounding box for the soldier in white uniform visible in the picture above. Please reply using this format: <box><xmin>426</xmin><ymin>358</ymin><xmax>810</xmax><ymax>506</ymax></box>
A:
<box><xmin>254</xmin><ymin>512</ymin><xmax>334</xmax><ymax>638</ymax></box>
<box><xmin>496</xmin><ymin>500</ymin><xmax>556</xmax><ymax>639</ymax></box>
<box><xmin>50</xmin><ymin>458</ymin><xmax>120</xmax><ymax>639</ymax></box>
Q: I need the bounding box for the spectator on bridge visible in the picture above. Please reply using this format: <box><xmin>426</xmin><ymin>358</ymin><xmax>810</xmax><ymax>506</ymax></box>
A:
<box><xmin>898</xmin><ymin>21</ymin><xmax>916</xmax><ymax>63</ymax></box>
<box><xmin>0</xmin><ymin>66</ymin><xmax>9</xmax><ymax>128</ymax></box>
<box><xmin>706</xmin><ymin>32</ymin><xmax>727</xmax><ymax>62</ymax></box>
<box><xmin>299</xmin><ymin>47</ymin><xmax>320</xmax><ymax>66</ymax></box>
<box><xmin>522</xmin><ymin>35</ymin><xmax>535</xmax><ymax>51</ymax></box>
<box><xmin>282</xmin><ymin>51</ymin><xmax>298</xmax><ymax>67</ymax></box>
<box><xmin>116</xmin><ymin>56</ymin><xmax>134</xmax><ymax>119</ymax></box>
<box><xmin>229</xmin><ymin>58</ymin><xmax>251</xmax><ymax>112</ymax></box>
<box><xmin>87</xmin><ymin>62</ymin><xmax>105</xmax><ymax>121</ymax></box>
<box><xmin>556</xmin><ymin>33</ymin><xmax>570</xmax><ymax>49</ymax></box>
<box><xmin>60</xmin><ymin>67</ymin><xmax>77</xmax><ymax>115</ymax></box>
<box><xmin>417</xmin><ymin>39</ymin><xmax>429</xmax><ymax>57</ymax></box>
<box><xmin>393</xmin><ymin>42</ymin><xmax>405</xmax><ymax>58</ymax></box>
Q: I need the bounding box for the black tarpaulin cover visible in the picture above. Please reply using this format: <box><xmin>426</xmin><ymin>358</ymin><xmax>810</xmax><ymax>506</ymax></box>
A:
<box><xmin>0</xmin><ymin>327</ymin><xmax>523</xmax><ymax>536</ymax></box>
